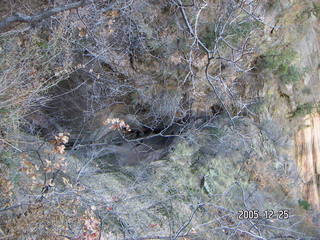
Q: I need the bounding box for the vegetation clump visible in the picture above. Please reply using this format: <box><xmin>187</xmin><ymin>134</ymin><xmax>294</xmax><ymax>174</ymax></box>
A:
<box><xmin>297</xmin><ymin>2</ymin><xmax>320</xmax><ymax>21</ymax></box>
<box><xmin>290</xmin><ymin>102</ymin><xmax>320</xmax><ymax>118</ymax></box>
<box><xmin>298</xmin><ymin>199</ymin><xmax>311</xmax><ymax>210</ymax></box>
<box><xmin>261</xmin><ymin>47</ymin><xmax>301</xmax><ymax>83</ymax></box>
<box><xmin>201</xmin><ymin>19</ymin><xmax>262</xmax><ymax>49</ymax></box>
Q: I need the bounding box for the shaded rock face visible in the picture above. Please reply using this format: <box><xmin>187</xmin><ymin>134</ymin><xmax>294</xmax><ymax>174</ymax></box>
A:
<box><xmin>94</xmin><ymin>137</ymin><xmax>174</xmax><ymax>167</ymax></box>
<box><xmin>295</xmin><ymin>113</ymin><xmax>320</xmax><ymax>210</ymax></box>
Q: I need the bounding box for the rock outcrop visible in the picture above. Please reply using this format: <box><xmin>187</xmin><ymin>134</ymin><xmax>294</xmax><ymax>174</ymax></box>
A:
<box><xmin>295</xmin><ymin>113</ymin><xmax>320</xmax><ymax>210</ymax></box>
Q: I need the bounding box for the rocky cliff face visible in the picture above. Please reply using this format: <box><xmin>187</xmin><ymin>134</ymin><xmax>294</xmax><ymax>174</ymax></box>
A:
<box><xmin>295</xmin><ymin>113</ymin><xmax>320</xmax><ymax>210</ymax></box>
<box><xmin>253</xmin><ymin>0</ymin><xmax>320</xmax><ymax>214</ymax></box>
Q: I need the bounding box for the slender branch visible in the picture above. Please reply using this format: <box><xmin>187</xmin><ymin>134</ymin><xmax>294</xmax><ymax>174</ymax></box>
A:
<box><xmin>0</xmin><ymin>138</ymin><xmax>22</xmax><ymax>152</ymax></box>
<box><xmin>175</xmin><ymin>0</ymin><xmax>209</xmax><ymax>53</ymax></box>
<box><xmin>124</xmin><ymin>233</ymin><xmax>194</xmax><ymax>240</ymax></box>
<box><xmin>205</xmin><ymin>59</ymin><xmax>235</xmax><ymax>126</ymax></box>
<box><xmin>173</xmin><ymin>204</ymin><xmax>202</xmax><ymax>239</ymax></box>
<box><xmin>0</xmin><ymin>0</ymin><xmax>89</xmax><ymax>32</ymax></box>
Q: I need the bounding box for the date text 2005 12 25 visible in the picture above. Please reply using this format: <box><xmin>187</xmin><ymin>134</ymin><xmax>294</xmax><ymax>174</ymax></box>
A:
<box><xmin>237</xmin><ymin>209</ymin><xmax>289</xmax><ymax>220</ymax></box>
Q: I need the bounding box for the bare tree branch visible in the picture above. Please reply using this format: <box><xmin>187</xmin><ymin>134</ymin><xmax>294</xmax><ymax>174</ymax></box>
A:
<box><xmin>0</xmin><ymin>0</ymin><xmax>89</xmax><ymax>32</ymax></box>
